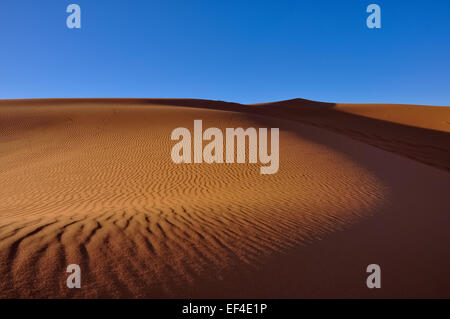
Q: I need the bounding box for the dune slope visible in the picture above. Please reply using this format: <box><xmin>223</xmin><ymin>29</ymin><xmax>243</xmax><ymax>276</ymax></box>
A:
<box><xmin>0</xmin><ymin>99</ymin><xmax>449</xmax><ymax>298</ymax></box>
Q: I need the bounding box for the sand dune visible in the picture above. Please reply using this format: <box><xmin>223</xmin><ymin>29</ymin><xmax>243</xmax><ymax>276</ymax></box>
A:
<box><xmin>0</xmin><ymin>98</ymin><xmax>449</xmax><ymax>298</ymax></box>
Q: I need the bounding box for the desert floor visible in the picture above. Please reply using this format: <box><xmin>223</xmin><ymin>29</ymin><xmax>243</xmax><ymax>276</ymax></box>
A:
<box><xmin>0</xmin><ymin>98</ymin><xmax>449</xmax><ymax>298</ymax></box>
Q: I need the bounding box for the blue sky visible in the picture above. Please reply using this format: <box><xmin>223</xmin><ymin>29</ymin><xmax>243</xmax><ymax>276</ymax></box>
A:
<box><xmin>0</xmin><ymin>0</ymin><xmax>449</xmax><ymax>105</ymax></box>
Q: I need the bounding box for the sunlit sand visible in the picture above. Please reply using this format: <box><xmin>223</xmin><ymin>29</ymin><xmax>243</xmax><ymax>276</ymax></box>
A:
<box><xmin>0</xmin><ymin>98</ymin><xmax>449</xmax><ymax>298</ymax></box>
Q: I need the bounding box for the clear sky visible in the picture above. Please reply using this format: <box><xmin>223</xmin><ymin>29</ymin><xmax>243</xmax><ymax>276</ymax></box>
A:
<box><xmin>1</xmin><ymin>0</ymin><xmax>449</xmax><ymax>105</ymax></box>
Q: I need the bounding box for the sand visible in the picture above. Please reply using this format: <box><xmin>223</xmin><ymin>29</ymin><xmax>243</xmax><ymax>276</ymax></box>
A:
<box><xmin>0</xmin><ymin>98</ymin><xmax>449</xmax><ymax>298</ymax></box>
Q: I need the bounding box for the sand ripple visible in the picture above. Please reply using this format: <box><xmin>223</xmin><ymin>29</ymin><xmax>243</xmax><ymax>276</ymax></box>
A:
<box><xmin>0</xmin><ymin>102</ymin><xmax>386</xmax><ymax>297</ymax></box>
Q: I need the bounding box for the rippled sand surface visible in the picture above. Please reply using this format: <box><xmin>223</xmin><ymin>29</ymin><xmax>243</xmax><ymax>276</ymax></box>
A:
<box><xmin>0</xmin><ymin>99</ymin><xmax>448</xmax><ymax>298</ymax></box>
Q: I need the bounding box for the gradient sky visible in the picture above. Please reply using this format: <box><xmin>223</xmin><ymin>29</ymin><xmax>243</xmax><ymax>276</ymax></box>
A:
<box><xmin>1</xmin><ymin>0</ymin><xmax>449</xmax><ymax>105</ymax></box>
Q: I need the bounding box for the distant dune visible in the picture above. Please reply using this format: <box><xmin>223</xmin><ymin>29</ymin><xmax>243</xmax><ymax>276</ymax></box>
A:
<box><xmin>0</xmin><ymin>98</ymin><xmax>449</xmax><ymax>298</ymax></box>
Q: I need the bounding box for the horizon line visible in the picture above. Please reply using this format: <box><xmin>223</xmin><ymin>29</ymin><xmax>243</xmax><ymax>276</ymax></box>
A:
<box><xmin>0</xmin><ymin>97</ymin><xmax>448</xmax><ymax>108</ymax></box>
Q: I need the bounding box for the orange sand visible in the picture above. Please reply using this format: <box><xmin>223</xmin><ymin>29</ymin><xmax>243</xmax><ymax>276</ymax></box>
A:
<box><xmin>0</xmin><ymin>98</ymin><xmax>449</xmax><ymax>298</ymax></box>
